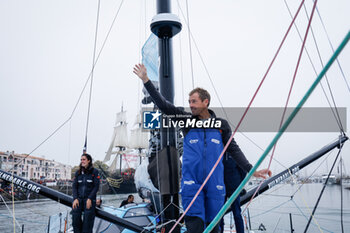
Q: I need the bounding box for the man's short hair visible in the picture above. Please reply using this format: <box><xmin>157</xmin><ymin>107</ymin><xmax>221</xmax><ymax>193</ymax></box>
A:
<box><xmin>128</xmin><ymin>195</ymin><xmax>134</xmax><ymax>199</ymax></box>
<box><xmin>189</xmin><ymin>87</ymin><xmax>211</xmax><ymax>107</ymax></box>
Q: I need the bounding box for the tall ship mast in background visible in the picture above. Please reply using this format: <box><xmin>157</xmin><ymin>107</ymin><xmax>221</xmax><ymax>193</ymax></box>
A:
<box><xmin>103</xmin><ymin>106</ymin><xmax>149</xmax><ymax>194</ymax></box>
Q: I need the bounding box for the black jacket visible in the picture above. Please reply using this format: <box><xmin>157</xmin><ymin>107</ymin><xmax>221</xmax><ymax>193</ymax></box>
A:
<box><xmin>72</xmin><ymin>167</ymin><xmax>100</xmax><ymax>200</ymax></box>
<box><xmin>223</xmin><ymin>153</ymin><xmax>247</xmax><ymax>196</ymax></box>
<box><xmin>120</xmin><ymin>200</ymin><xmax>134</xmax><ymax>207</ymax></box>
<box><xmin>144</xmin><ymin>80</ymin><xmax>253</xmax><ymax>172</ymax></box>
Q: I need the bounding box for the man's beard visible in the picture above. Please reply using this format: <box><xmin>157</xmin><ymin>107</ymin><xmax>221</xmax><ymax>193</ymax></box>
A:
<box><xmin>190</xmin><ymin>108</ymin><xmax>198</xmax><ymax>116</ymax></box>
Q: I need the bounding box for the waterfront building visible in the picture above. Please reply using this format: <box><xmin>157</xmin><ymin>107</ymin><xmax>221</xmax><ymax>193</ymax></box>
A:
<box><xmin>0</xmin><ymin>151</ymin><xmax>71</xmax><ymax>180</ymax></box>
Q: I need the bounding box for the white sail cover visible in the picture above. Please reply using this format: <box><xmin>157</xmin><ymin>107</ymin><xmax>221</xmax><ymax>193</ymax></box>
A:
<box><xmin>129</xmin><ymin>127</ymin><xmax>149</xmax><ymax>149</ymax></box>
<box><xmin>134</xmin><ymin>159</ymin><xmax>158</xmax><ymax>192</ymax></box>
<box><xmin>114</xmin><ymin>124</ymin><xmax>129</xmax><ymax>148</ymax></box>
<box><xmin>103</xmin><ymin>126</ymin><xmax>118</xmax><ymax>162</ymax></box>
<box><xmin>104</xmin><ymin>110</ymin><xmax>129</xmax><ymax>162</ymax></box>
<box><xmin>115</xmin><ymin>111</ymin><xmax>127</xmax><ymax>123</ymax></box>
<box><xmin>134</xmin><ymin>113</ymin><xmax>142</xmax><ymax>125</ymax></box>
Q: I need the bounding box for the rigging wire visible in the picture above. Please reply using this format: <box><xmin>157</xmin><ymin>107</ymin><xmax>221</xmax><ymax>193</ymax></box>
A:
<box><xmin>11</xmin><ymin>162</ymin><xmax>16</xmax><ymax>233</ymax></box>
<box><xmin>340</xmin><ymin>156</ymin><xmax>344</xmax><ymax>233</ymax></box>
<box><xmin>249</xmin><ymin>7</ymin><xmax>349</xmax><ymax>229</ymax></box>
<box><xmin>179</xmin><ymin>28</ymin><xmax>185</xmax><ymax>107</ymax></box>
<box><xmin>291</xmin><ymin>199</ymin><xmax>333</xmax><ymax>233</ymax></box>
<box><xmin>243</xmin><ymin>0</ymin><xmax>319</xmax><ymax>213</ymax></box>
<box><xmin>254</xmin><ymin>185</ymin><xmax>327</xmax><ymax>232</ymax></box>
<box><xmin>175</xmin><ymin>0</ymin><xmax>289</xmax><ymax>170</ymax></box>
<box><xmin>67</xmin><ymin>119</ymin><xmax>72</xmax><ymax>195</ymax></box>
<box><xmin>283</xmin><ymin>0</ymin><xmax>345</xmax><ymax>135</ymax></box>
<box><xmin>248</xmin><ymin>147</ymin><xmax>339</xmax><ymax>232</ymax></box>
<box><xmin>290</xmin><ymin>146</ymin><xmax>335</xmax><ymax>197</ymax></box>
<box><xmin>177</xmin><ymin>5</ymin><xmax>185</xmax><ymax>106</ymax></box>
<box><xmin>84</xmin><ymin>0</ymin><xmax>101</xmax><ymax>153</ymax></box>
<box><xmin>245</xmin><ymin>140</ymin><xmax>341</xmax><ymax>232</ymax></box>
<box><xmin>259</xmin><ymin>146</ymin><xmax>334</xmax><ymax>200</ymax></box>
<box><xmin>205</xmin><ymin>30</ymin><xmax>350</xmax><ymax>233</ymax></box>
<box><xmin>185</xmin><ymin>0</ymin><xmax>195</xmax><ymax>89</ymax></box>
<box><xmin>140</xmin><ymin>201</ymin><xmax>183</xmax><ymax>233</ymax></box>
<box><xmin>144</xmin><ymin>0</ymin><xmax>147</xmax><ymax>41</ymax></box>
<box><xmin>259</xmin><ymin>193</ymin><xmax>291</xmax><ymax>198</ymax></box>
<box><xmin>5</xmin><ymin>0</ymin><xmax>125</xmax><ymax>173</ymax></box>
<box><xmin>0</xmin><ymin>189</ymin><xmax>55</xmax><ymax>217</ymax></box>
<box><xmin>249</xmin><ymin>206</ymin><xmax>350</xmax><ymax>224</ymax></box>
<box><xmin>137</xmin><ymin>3</ymin><xmax>142</xmax><ymax>104</ymax></box>
<box><xmin>155</xmin><ymin>130</ymin><xmax>163</xmax><ymax>226</ymax></box>
<box><xmin>136</xmin><ymin>0</ymin><xmax>144</xmax><ymax>110</ymax></box>
<box><xmin>303</xmin><ymin>142</ymin><xmax>344</xmax><ymax>233</ymax></box>
<box><xmin>242</xmin><ymin>136</ymin><xmax>343</xmax><ymax>231</ymax></box>
<box><xmin>175</xmin><ymin>10</ymin><xmax>346</xmax><ymax>220</ymax></box>
<box><xmin>272</xmin><ymin>216</ymin><xmax>282</xmax><ymax>233</ymax></box>
<box><xmin>250</xmin><ymin>199</ymin><xmax>291</xmax><ymax>219</ymax></box>
<box><xmin>0</xmin><ymin>194</ymin><xmax>22</xmax><ymax>229</ymax></box>
<box><xmin>302</xmin><ymin>4</ymin><xmax>345</xmax><ymax>133</ymax></box>
<box><xmin>175</xmin><ymin>0</ymin><xmax>232</xmax><ymax>124</ymax></box>
<box><xmin>315</xmin><ymin>6</ymin><xmax>350</xmax><ymax>94</ymax></box>
<box><xmin>170</xmin><ymin>1</ymin><xmax>309</xmax><ymax>232</ymax></box>
<box><xmin>293</xmin><ymin>177</ymin><xmax>326</xmax><ymax>232</ymax></box>
<box><xmin>0</xmin><ymin>213</ymin><xmax>47</xmax><ymax>225</ymax></box>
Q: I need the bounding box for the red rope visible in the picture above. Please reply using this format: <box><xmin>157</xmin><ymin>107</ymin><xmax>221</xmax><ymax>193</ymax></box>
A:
<box><xmin>168</xmin><ymin>1</ymin><xmax>308</xmax><ymax>232</ymax></box>
<box><xmin>242</xmin><ymin>0</ymin><xmax>319</xmax><ymax>213</ymax></box>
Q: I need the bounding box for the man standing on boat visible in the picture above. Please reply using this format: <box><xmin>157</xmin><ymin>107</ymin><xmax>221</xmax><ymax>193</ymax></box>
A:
<box><xmin>133</xmin><ymin>64</ymin><xmax>271</xmax><ymax>233</ymax></box>
<box><xmin>72</xmin><ymin>154</ymin><xmax>100</xmax><ymax>233</ymax></box>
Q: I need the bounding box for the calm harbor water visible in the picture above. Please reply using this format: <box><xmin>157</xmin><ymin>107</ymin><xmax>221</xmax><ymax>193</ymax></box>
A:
<box><xmin>0</xmin><ymin>183</ymin><xmax>349</xmax><ymax>233</ymax></box>
<box><xmin>234</xmin><ymin>183</ymin><xmax>350</xmax><ymax>233</ymax></box>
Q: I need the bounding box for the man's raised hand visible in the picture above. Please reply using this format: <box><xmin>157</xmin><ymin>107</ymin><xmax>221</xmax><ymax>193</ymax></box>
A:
<box><xmin>133</xmin><ymin>64</ymin><xmax>149</xmax><ymax>83</ymax></box>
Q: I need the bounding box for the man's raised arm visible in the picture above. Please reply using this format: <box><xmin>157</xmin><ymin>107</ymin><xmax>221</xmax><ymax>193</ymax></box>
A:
<box><xmin>133</xmin><ymin>64</ymin><xmax>189</xmax><ymax>116</ymax></box>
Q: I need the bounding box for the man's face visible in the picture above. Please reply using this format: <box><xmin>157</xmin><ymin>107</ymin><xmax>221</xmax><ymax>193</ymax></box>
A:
<box><xmin>189</xmin><ymin>92</ymin><xmax>208</xmax><ymax>116</ymax></box>
<box><xmin>96</xmin><ymin>199</ymin><xmax>101</xmax><ymax>206</ymax></box>
<box><xmin>129</xmin><ymin>196</ymin><xmax>134</xmax><ymax>202</ymax></box>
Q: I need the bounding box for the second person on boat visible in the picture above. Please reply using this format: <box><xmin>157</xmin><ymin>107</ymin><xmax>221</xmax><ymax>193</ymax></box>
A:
<box><xmin>72</xmin><ymin>153</ymin><xmax>100</xmax><ymax>233</ymax></box>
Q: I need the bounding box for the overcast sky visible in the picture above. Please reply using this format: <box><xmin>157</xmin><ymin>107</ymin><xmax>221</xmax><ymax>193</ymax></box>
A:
<box><xmin>0</xmin><ymin>0</ymin><xmax>349</xmax><ymax>176</ymax></box>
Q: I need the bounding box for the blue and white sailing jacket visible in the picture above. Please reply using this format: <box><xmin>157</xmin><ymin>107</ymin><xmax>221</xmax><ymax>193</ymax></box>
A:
<box><xmin>144</xmin><ymin>80</ymin><xmax>252</xmax><ymax>174</ymax></box>
<box><xmin>144</xmin><ymin>80</ymin><xmax>253</xmax><ymax>221</ymax></box>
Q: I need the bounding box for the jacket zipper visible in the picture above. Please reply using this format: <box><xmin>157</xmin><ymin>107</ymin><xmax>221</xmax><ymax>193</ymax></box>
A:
<box><xmin>82</xmin><ymin>174</ymin><xmax>86</xmax><ymax>199</ymax></box>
